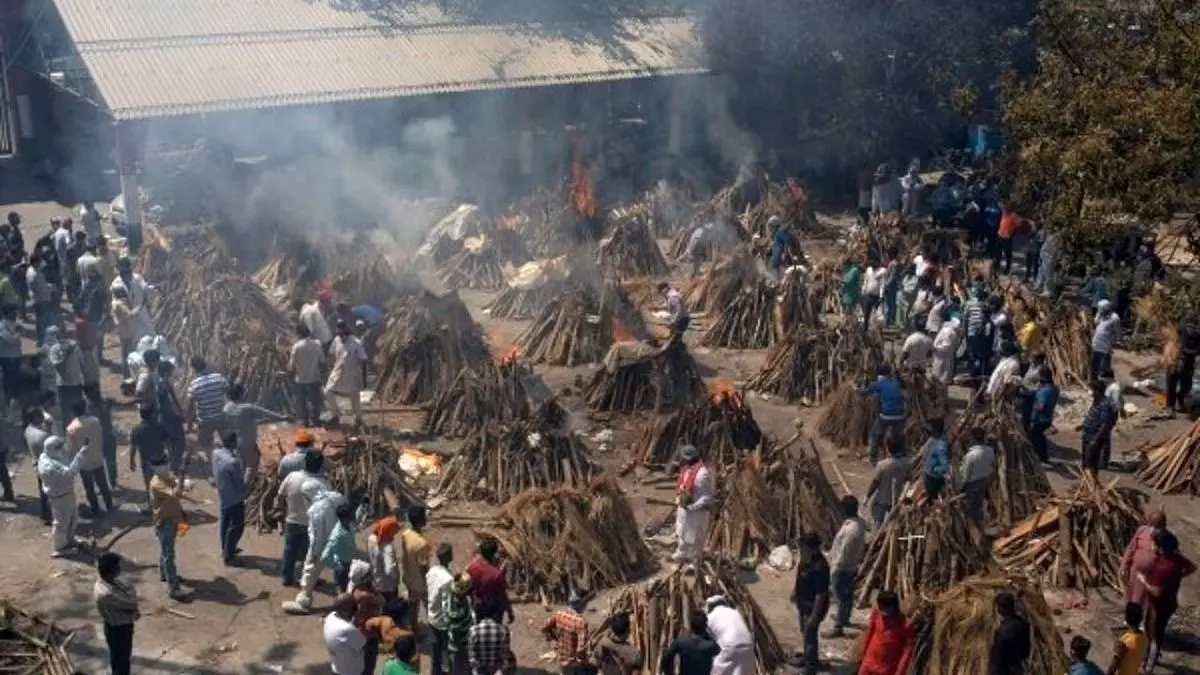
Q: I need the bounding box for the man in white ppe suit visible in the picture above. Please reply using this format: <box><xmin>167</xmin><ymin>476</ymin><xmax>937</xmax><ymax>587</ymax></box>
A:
<box><xmin>705</xmin><ymin>595</ymin><xmax>755</xmax><ymax>675</ymax></box>
<box><xmin>672</xmin><ymin>444</ymin><xmax>713</xmax><ymax>569</ymax></box>
<box><xmin>37</xmin><ymin>435</ymin><xmax>88</xmax><ymax>557</ymax></box>
<box><xmin>283</xmin><ymin>488</ymin><xmax>347</xmax><ymax>614</ymax></box>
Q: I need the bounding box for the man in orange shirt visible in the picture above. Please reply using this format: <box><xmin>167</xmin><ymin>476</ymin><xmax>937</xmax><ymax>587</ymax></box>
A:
<box><xmin>995</xmin><ymin>206</ymin><xmax>1021</xmax><ymax>275</ymax></box>
<box><xmin>857</xmin><ymin>591</ymin><xmax>913</xmax><ymax>675</ymax></box>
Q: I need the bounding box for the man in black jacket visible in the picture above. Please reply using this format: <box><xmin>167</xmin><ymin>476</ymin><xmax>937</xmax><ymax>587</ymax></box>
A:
<box><xmin>988</xmin><ymin>591</ymin><xmax>1031</xmax><ymax>675</ymax></box>
<box><xmin>791</xmin><ymin>533</ymin><xmax>830</xmax><ymax>675</ymax></box>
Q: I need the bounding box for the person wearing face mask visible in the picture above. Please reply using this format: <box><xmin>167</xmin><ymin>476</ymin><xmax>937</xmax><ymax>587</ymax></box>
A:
<box><xmin>36</xmin><ymin>435</ymin><xmax>89</xmax><ymax>557</ymax></box>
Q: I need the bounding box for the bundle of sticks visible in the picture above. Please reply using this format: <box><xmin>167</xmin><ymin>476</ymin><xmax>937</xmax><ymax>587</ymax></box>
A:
<box><xmin>598</xmin><ymin>217</ymin><xmax>671</xmax><ymax>279</ymax></box>
<box><xmin>472</xmin><ymin>477</ymin><xmax>656</xmax><ymax>603</ymax></box>
<box><xmin>247</xmin><ymin>465</ymin><xmax>285</xmax><ymax>533</ymax></box>
<box><xmin>635</xmin><ymin>382</ymin><xmax>763</xmax><ymax>470</ymax></box>
<box><xmin>667</xmin><ymin>217</ymin><xmax>745</xmax><ymax>262</ymax></box>
<box><xmin>816</xmin><ymin>370</ymin><xmax>948</xmax><ymax>455</ymax></box>
<box><xmin>0</xmin><ymin>601</ymin><xmax>76</xmax><ymax>675</ymax></box>
<box><xmin>904</xmin><ymin>575</ymin><xmax>1069</xmax><ymax>675</ymax></box>
<box><xmin>508</xmin><ymin>188</ymin><xmax>598</xmax><ymax>257</ymax></box>
<box><xmin>423</xmin><ymin>359</ymin><xmax>564</xmax><ymax>437</ymax></box>
<box><xmin>436</xmin><ymin>241</ymin><xmax>508</xmax><ymax>291</ymax></box>
<box><xmin>706</xmin><ymin>440</ymin><xmax>842</xmax><ymax>562</ymax></box>
<box><xmin>993</xmin><ymin>474</ymin><xmax>1145</xmax><ymax>592</ymax></box>
<box><xmin>583</xmin><ymin>339</ymin><xmax>706</xmax><ymax>414</ymax></box>
<box><xmin>486</xmin><ymin>279</ymin><xmax>568</xmax><ymax>320</ymax></box>
<box><xmin>329</xmin><ymin>254</ymin><xmax>424</xmax><ymax>309</ymax></box>
<box><xmin>1003</xmin><ymin>283</ymin><xmax>1091</xmax><ymax>387</ymax></box>
<box><xmin>516</xmin><ymin>287</ymin><xmax>649</xmax><ymax>366</ymax></box>
<box><xmin>1136</xmin><ymin>420</ymin><xmax>1200</xmax><ymax>494</ymax></box>
<box><xmin>701</xmin><ymin>276</ymin><xmax>791</xmax><ymax>349</ymax></box>
<box><xmin>746</xmin><ymin>328</ymin><xmax>883</xmax><ymax>405</ymax></box>
<box><xmin>436</xmin><ymin>421</ymin><xmax>598</xmax><ymax>504</ymax></box>
<box><xmin>326</xmin><ymin>435</ymin><xmax>425</xmax><ymax>518</ymax></box>
<box><xmin>375</xmin><ymin>291</ymin><xmax>492</xmax><ymax>404</ymax></box>
<box><xmin>683</xmin><ymin>247</ymin><xmax>759</xmax><ymax>313</ymax></box>
<box><xmin>148</xmin><ymin>258</ymin><xmax>297</xmax><ymax>411</ymax></box>
<box><xmin>855</xmin><ymin>499</ymin><xmax>993</xmax><ymax>607</ymax></box>
<box><xmin>590</xmin><ymin>559</ymin><xmax>787</xmax><ymax>675</ymax></box>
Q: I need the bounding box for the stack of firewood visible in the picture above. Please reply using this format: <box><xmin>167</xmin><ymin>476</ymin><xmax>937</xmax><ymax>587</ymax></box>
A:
<box><xmin>375</xmin><ymin>291</ymin><xmax>492</xmax><ymax>404</ymax></box>
<box><xmin>634</xmin><ymin>382</ymin><xmax>763</xmax><ymax>470</ymax></box>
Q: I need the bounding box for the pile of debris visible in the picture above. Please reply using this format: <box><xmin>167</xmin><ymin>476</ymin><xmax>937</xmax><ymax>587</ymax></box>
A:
<box><xmin>329</xmin><ymin>253</ymin><xmax>423</xmax><ymax>309</ymax></box>
<box><xmin>423</xmin><ymin>357</ymin><xmax>564</xmax><ymax>437</ymax></box>
<box><xmin>247</xmin><ymin>466</ymin><xmax>285</xmax><ymax>533</ymax></box>
<box><xmin>375</xmin><ymin>291</ymin><xmax>492</xmax><ymax>404</ymax></box>
<box><xmin>1137</xmin><ymin>420</ymin><xmax>1200</xmax><ymax>494</ymax></box>
<box><xmin>701</xmin><ymin>276</ymin><xmax>792</xmax><ymax>349</ymax></box>
<box><xmin>1004</xmin><ymin>283</ymin><xmax>1091</xmax><ymax>387</ymax></box>
<box><xmin>591</xmin><ymin>559</ymin><xmax>787</xmax><ymax>675</ymax></box>
<box><xmin>855</xmin><ymin>499</ymin><xmax>993</xmax><ymax>607</ymax></box>
<box><xmin>994</xmin><ymin>474</ymin><xmax>1145</xmax><ymax>592</ymax></box>
<box><xmin>437</xmin><ymin>229</ymin><xmax>529</xmax><ymax>291</ymax></box>
<box><xmin>328</xmin><ymin>435</ymin><xmax>425</xmax><ymax>518</ymax></box>
<box><xmin>707</xmin><ymin>442</ymin><xmax>842</xmax><ymax>562</ymax></box>
<box><xmin>148</xmin><ymin>256</ymin><xmax>297</xmax><ymax>411</ymax></box>
<box><xmin>584</xmin><ymin>340</ymin><xmax>706</xmax><ymax>414</ymax></box>
<box><xmin>485</xmin><ymin>257</ymin><xmax>572</xmax><ymax>320</ymax></box>
<box><xmin>507</xmin><ymin>188</ymin><xmax>599</xmax><ymax>257</ymax></box>
<box><xmin>472</xmin><ymin>477</ymin><xmax>656</xmax><ymax>603</ymax></box>
<box><xmin>0</xmin><ymin>601</ymin><xmax>76</xmax><ymax>674</ymax></box>
<box><xmin>816</xmin><ymin>371</ymin><xmax>948</xmax><ymax>455</ymax></box>
<box><xmin>905</xmin><ymin>575</ymin><xmax>1069</xmax><ymax>675</ymax></box>
<box><xmin>634</xmin><ymin>382</ymin><xmax>763</xmax><ymax>470</ymax></box>
<box><xmin>746</xmin><ymin>328</ymin><xmax>883</xmax><ymax>405</ymax></box>
<box><xmin>683</xmin><ymin>247</ymin><xmax>759</xmax><ymax>313</ymax></box>
<box><xmin>517</xmin><ymin>284</ymin><xmax>650</xmax><ymax>366</ymax></box>
<box><xmin>598</xmin><ymin>216</ymin><xmax>671</xmax><ymax>279</ymax></box>
<box><xmin>436</xmin><ymin>421</ymin><xmax>597</xmax><ymax>504</ymax></box>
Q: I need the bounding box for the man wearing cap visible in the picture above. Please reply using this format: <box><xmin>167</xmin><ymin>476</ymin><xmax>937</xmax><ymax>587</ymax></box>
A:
<box><xmin>542</xmin><ymin>590</ymin><xmax>591</xmax><ymax>675</ymax></box>
<box><xmin>673</xmin><ymin>445</ymin><xmax>713</xmax><ymax>570</ymax></box>
<box><xmin>1091</xmin><ymin>300</ymin><xmax>1120</xmax><ymax>382</ymax></box>
<box><xmin>704</xmin><ymin>596</ymin><xmax>754</xmax><ymax>675</ymax></box>
<box><xmin>324</xmin><ymin>319</ymin><xmax>367</xmax><ymax>428</ymax></box>
<box><xmin>280</xmin><ymin>428</ymin><xmax>320</xmax><ymax>478</ymax></box>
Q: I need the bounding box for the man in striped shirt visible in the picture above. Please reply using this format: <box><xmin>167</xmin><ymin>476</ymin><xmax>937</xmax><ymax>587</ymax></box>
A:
<box><xmin>185</xmin><ymin>356</ymin><xmax>228</xmax><ymax>455</ymax></box>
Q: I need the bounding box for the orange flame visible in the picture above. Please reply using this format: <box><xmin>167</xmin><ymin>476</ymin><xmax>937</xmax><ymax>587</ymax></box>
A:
<box><xmin>496</xmin><ymin>345</ymin><xmax>522</xmax><ymax>366</ymax></box>
<box><xmin>570</xmin><ymin>136</ymin><xmax>597</xmax><ymax>218</ymax></box>
<box><xmin>708</xmin><ymin>380</ymin><xmax>743</xmax><ymax>408</ymax></box>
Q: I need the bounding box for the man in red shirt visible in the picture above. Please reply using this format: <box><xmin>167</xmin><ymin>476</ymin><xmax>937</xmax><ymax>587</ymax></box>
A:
<box><xmin>1139</xmin><ymin>529</ymin><xmax>1196</xmax><ymax>672</ymax></box>
<box><xmin>857</xmin><ymin>591</ymin><xmax>913</xmax><ymax>675</ymax></box>
<box><xmin>465</xmin><ymin>537</ymin><xmax>514</xmax><ymax>624</ymax></box>
<box><xmin>995</xmin><ymin>207</ymin><xmax>1021</xmax><ymax>275</ymax></box>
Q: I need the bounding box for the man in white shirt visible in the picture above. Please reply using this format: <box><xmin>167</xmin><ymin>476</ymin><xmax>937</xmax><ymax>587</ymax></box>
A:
<box><xmin>298</xmin><ymin>293</ymin><xmax>333</xmax><ymax>347</ymax></box>
<box><xmin>324</xmin><ymin>593</ymin><xmax>366</xmax><ymax>675</ymax></box>
<box><xmin>426</xmin><ymin>542</ymin><xmax>456</xmax><ymax>675</ymax></box>
<box><xmin>324</xmin><ymin>321</ymin><xmax>367</xmax><ymax>428</ymax></box>
<box><xmin>1090</xmin><ymin>300</ymin><xmax>1120</xmax><ymax>381</ymax></box>
<box><xmin>275</xmin><ymin>451</ymin><xmax>330</xmax><ymax>587</ymax></box>
<box><xmin>986</xmin><ymin>342</ymin><xmax>1022</xmax><ymax>398</ymax></box>
<box><xmin>931</xmin><ymin>317</ymin><xmax>961</xmax><ymax>384</ymax></box>
<box><xmin>673</xmin><ymin>445</ymin><xmax>713</xmax><ymax>569</ymax></box>
<box><xmin>902</xmin><ymin>329</ymin><xmax>933</xmax><ymax>371</ymax></box>
<box><xmin>704</xmin><ymin>596</ymin><xmax>754</xmax><ymax>675</ymax></box>
<box><xmin>78</xmin><ymin>201</ymin><xmax>102</xmax><ymax>245</ymax></box>
<box><xmin>825</xmin><ymin>495</ymin><xmax>867</xmax><ymax>638</ymax></box>
<box><xmin>860</xmin><ymin>262</ymin><xmax>886</xmax><ymax>331</ymax></box>
<box><xmin>288</xmin><ymin>324</ymin><xmax>324</xmax><ymax>426</ymax></box>
<box><xmin>959</xmin><ymin>427</ymin><xmax>995</xmax><ymax>523</ymax></box>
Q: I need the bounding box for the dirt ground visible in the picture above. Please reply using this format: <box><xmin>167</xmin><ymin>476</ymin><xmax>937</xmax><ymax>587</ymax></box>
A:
<box><xmin>1</xmin><ymin>199</ymin><xmax>1199</xmax><ymax>675</ymax></box>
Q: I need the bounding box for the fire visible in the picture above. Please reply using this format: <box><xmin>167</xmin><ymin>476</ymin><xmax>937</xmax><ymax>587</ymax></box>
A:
<box><xmin>708</xmin><ymin>380</ymin><xmax>743</xmax><ymax>408</ymax></box>
<box><xmin>570</xmin><ymin>136</ymin><xmax>598</xmax><ymax>218</ymax></box>
<box><xmin>612</xmin><ymin>318</ymin><xmax>635</xmax><ymax>343</ymax></box>
<box><xmin>496</xmin><ymin>344</ymin><xmax>523</xmax><ymax>366</ymax></box>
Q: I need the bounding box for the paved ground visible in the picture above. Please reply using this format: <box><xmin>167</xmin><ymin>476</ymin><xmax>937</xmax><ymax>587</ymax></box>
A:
<box><xmin>0</xmin><ymin>191</ymin><xmax>1198</xmax><ymax>674</ymax></box>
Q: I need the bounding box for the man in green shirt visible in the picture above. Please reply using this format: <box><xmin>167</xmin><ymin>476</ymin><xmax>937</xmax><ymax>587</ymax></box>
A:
<box><xmin>841</xmin><ymin>258</ymin><xmax>863</xmax><ymax>320</ymax></box>
<box><xmin>383</xmin><ymin>634</ymin><xmax>419</xmax><ymax>675</ymax></box>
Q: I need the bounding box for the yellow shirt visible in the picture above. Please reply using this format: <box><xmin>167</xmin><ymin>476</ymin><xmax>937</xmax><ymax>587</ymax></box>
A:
<box><xmin>401</xmin><ymin>530</ymin><xmax>431</xmax><ymax>593</ymax></box>
<box><xmin>1018</xmin><ymin>321</ymin><xmax>1043</xmax><ymax>355</ymax></box>
<box><xmin>1116</xmin><ymin>630</ymin><xmax>1148</xmax><ymax>675</ymax></box>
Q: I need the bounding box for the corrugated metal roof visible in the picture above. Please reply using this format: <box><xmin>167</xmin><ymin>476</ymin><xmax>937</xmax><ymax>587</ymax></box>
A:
<box><xmin>51</xmin><ymin>0</ymin><xmax>705</xmax><ymax>119</ymax></box>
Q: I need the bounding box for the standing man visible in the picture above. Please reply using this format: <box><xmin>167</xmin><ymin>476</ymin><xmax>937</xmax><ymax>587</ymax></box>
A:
<box><xmin>1080</xmin><ymin>380</ymin><xmax>1118</xmax><ymax>477</ymax></box>
<box><xmin>324</xmin><ymin>593</ymin><xmax>367</xmax><ymax>675</ymax></box>
<box><xmin>1024</xmin><ymin>222</ymin><xmax>1044</xmax><ymax>283</ymax></box>
<box><xmin>94</xmin><ymin>551</ymin><xmax>139</xmax><ymax>675</ymax></box>
<box><xmin>964</xmin><ymin>289</ymin><xmax>989</xmax><ymax>381</ymax></box>
<box><xmin>1090</xmin><ymin>300</ymin><xmax>1120</xmax><ymax>382</ymax></box>
<box><xmin>931</xmin><ymin>314</ymin><xmax>961</xmax><ymax>385</ymax></box>
<box><xmin>792</xmin><ymin>533</ymin><xmax>830</xmax><ymax>675</ymax></box>
<box><xmin>148</xmin><ymin>456</ymin><xmax>187</xmax><ymax>599</ymax></box>
<box><xmin>109</xmin><ymin>257</ymin><xmax>152</xmax><ymax>344</ymax></box>
<box><xmin>367</xmin><ymin>515</ymin><xmax>402</xmax><ymax>606</ymax></box>
<box><xmin>1029</xmin><ymin>368</ymin><xmax>1059</xmax><ymax>464</ymax></box>
<box><xmin>78</xmin><ymin>200</ymin><xmax>103</xmax><ymax>245</ymax></box>
<box><xmin>672</xmin><ymin>444</ymin><xmax>713</xmax><ymax>570</ymax></box>
<box><xmin>212</xmin><ymin>432</ymin><xmax>247</xmax><ymax>566</ymax></box>
<box><xmin>923</xmin><ymin>419</ymin><xmax>950</xmax><ymax>500</ymax></box>
<box><xmin>402</xmin><ymin>505</ymin><xmax>433</xmax><ymax>628</ymax></box>
<box><xmin>661</xmin><ymin>610</ymin><xmax>720</xmax><ymax>675</ymax></box>
<box><xmin>1035</xmin><ymin>227</ymin><xmax>1061</xmax><ymax>296</ymax></box>
<box><xmin>468</xmin><ymin>597</ymin><xmax>513</xmax><ymax>675</ymax></box>
<box><xmin>856</xmin><ymin>591</ymin><xmax>914</xmax><ymax>675</ymax></box>
<box><xmin>658</xmin><ymin>281</ymin><xmax>690</xmax><ymax>343</ymax></box>
<box><xmin>298</xmin><ymin>292</ymin><xmax>334</xmax><ymax>348</ymax></box>
<box><xmin>959</xmin><ymin>428</ymin><xmax>995</xmax><ymax>523</ymax></box>
<box><xmin>684</xmin><ymin>222</ymin><xmax>714</xmax><ymax>278</ymax></box>
<box><xmin>867</xmin><ymin>441</ymin><xmax>910</xmax><ymax>527</ymax></box>
<box><xmin>859</xmin><ymin>365</ymin><xmax>906</xmax><ymax>462</ymax></box>
<box><xmin>860</xmin><ymin>258</ymin><xmax>885</xmax><ymax>332</ymax></box>
<box><xmin>129</xmin><ymin>405</ymin><xmax>167</xmax><ymax>512</ymax></box>
<box><xmin>0</xmin><ymin>307</ymin><xmax>23</xmax><ymax>416</ymax></box>
<box><xmin>466</xmin><ymin>537</ymin><xmax>515</xmax><ymax>624</ymax></box>
<box><xmin>987</xmin><ymin>592</ymin><xmax>1031</xmax><ymax>675</ymax></box>
<box><xmin>37</xmin><ymin>436</ymin><xmax>87</xmax><ymax>557</ymax></box>
<box><xmin>994</xmin><ymin>206</ymin><xmax>1019</xmax><ymax>274</ymax></box>
<box><xmin>704</xmin><ymin>596</ymin><xmax>754</xmax><ymax>675</ymax></box>
<box><xmin>288</xmin><ymin>323</ymin><xmax>324</xmax><ymax>427</ymax></box>
<box><xmin>986</xmin><ymin>342</ymin><xmax>1022</xmax><ymax>400</ymax></box>
<box><xmin>276</xmin><ymin>451</ymin><xmax>329</xmax><ymax>588</ymax></box>
<box><xmin>841</xmin><ymin>258</ymin><xmax>862</xmax><ymax>325</ymax></box>
<box><xmin>542</xmin><ymin>590</ymin><xmax>591</xmax><ymax>675</ymax></box>
<box><xmin>25</xmin><ymin>407</ymin><xmax>53</xmax><ymax>524</ymax></box>
<box><xmin>1165</xmin><ymin>320</ymin><xmax>1200</xmax><ymax>416</ymax></box>
<box><xmin>27</xmin><ymin>253</ymin><xmax>54</xmax><ymax>345</ymax></box>
<box><xmin>427</xmin><ymin>542</ymin><xmax>456</xmax><ymax>675</ymax></box>
<box><xmin>900</xmin><ymin>327</ymin><xmax>933</xmax><ymax>373</ymax></box>
<box><xmin>184</xmin><ymin>356</ymin><xmax>228</xmax><ymax>454</ymax></box>
<box><xmin>287</xmin><ymin>487</ymin><xmax>348</xmax><ymax>614</ymax></box>
<box><xmin>48</xmin><ymin>326</ymin><xmax>85</xmax><ymax>430</ymax></box>
<box><xmin>67</xmin><ymin>399</ymin><xmax>111</xmax><ymax>515</ymax></box>
<box><xmin>223</xmin><ymin>382</ymin><xmax>288</xmax><ymax>482</ymax></box>
<box><xmin>769</xmin><ymin>217</ymin><xmax>794</xmax><ymax>275</ymax></box>
<box><xmin>324</xmin><ymin>320</ymin><xmax>367</xmax><ymax>429</ymax></box>
<box><xmin>825</xmin><ymin>496</ymin><xmax>867</xmax><ymax>639</ymax></box>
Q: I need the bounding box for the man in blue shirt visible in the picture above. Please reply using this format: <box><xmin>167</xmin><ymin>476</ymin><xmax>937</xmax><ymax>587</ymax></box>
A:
<box><xmin>211</xmin><ymin>431</ymin><xmax>247</xmax><ymax>566</ymax></box>
<box><xmin>859</xmin><ymin>365</ymin><xmax>906</xmax><ymax>462</ymax></box>
<box><xmin>923</xmin><ymin>418</ymin><xmax>950</xmax><ymax>499</ymax></box>
<box><xmin>1029</xmin><ymin>367</ymin><xmax>1059</xmax><ymax>464</ymax></box>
